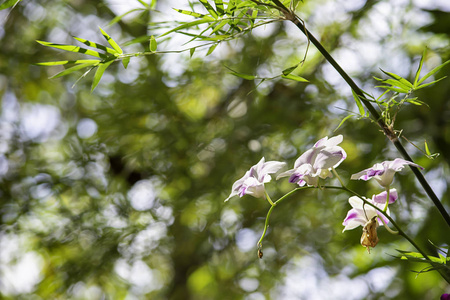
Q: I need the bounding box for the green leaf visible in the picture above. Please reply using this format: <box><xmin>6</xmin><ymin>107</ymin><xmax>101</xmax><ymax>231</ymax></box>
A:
<box><xmin>214</xmin><ymin>0</ymin><xmax>224</xmax><ymax>15</ymax></box>
<box><xmin>229</xmin><ymin>72</ymin><xmax>256</xmax><ymax>80</ymax></box>
<box><xmin>406</xmin><ymin>98</ymin><xmax>427</xmax><ymax>106</ymax></box>
<box><xmin>173</xmin><ymin>8</ymin><xmax>213</xmax><ymax>19</ymax></box>
<box><xmin>35</xmin><ymin>60</ymin><xmax>101</xmax><ymax>66</ymax></box>
<box><xmin>415</xmin><ymin>76</ymin><xmax>447</xmax><ymax>90</ymax></box>
<box><xmin>211</xmin><ymin>19</ymin><xmax>229</xmax><ymax>34</ymax></box>
<box><xmin>159</xmin><ymin>19</ymin><xmax>215</xmax><ymax>37</ymax></box>
<box><xmin>122</xmin><ymin>57</ymin><xmax>130</xmax><ymax>69</ymax></box>
<box><xmin>99</xmin><ymin>27</ymin><xmax>123</xmax><ymax>54</ymax></box>
<box><xmin>49</xmin><ymin>62</ymin><xmax>99</xmax><ymax>79</ymax></box>
<box><xmin>36</xmin><ymin>41</ymin><xmax>107</xmax><ymax>59</ymax></box>
<box><xmin>206</xmin><ymin>44</ymin><xmax>218</xmax><ymax>56</ymax></box>
<box><xmin>0</xmin><ymin>0</ymin><xmax>20</xmax><ymax>10</ymax></box>
<box><xmin>108</xmin><ymin>8</ymin><xmax>146</xmax><ymax>26</ymax></box>
<box><xmin>137</xmin><ymin>0</ymin><xmax>150</xmax><ymax>9</ymax></box>
<box><xmin>334</xmin><ymin>115</ymin><xmax>353</xmax><ymax>132</ymax></box>
<box><xmin>149</xmin><ymin>35</ymin><xmax>157</xmax><ymax>52</ymax></box>
<box><xmin>190</xmin><ymin>47</ymin><xmax>195</xmax><ymax>58</ymax></box>
<box><xmin>352</xmin><ymin>89</ymin><xmax>365</xmax><ymax>116</ymax></box>
<box><xmin>380</xmin><ymin>69</ymin><xmax>413</xmax><ymax>88</ymax></box>
<box><xmin>73</xmin><ymin>37</ymin><xmax>116</xmax><ymax>55</ymax></box>
<box><xmin>199</xmin><ymin>0</ymin><xmax>218</xmax><ymax>19</ymax></box>
<box><xmin>281</xmin><ymin>74</ymin><xmax>308</xmax><ymax>82</ymax></box>
<box><xmin>425</xmin><ymin>140</ymin><xmax>431</xmax><ymax>156</ymax></box>
<box><xmin>417</xmin><ymin>59</ymin><xmax>450</xmax><ymax>85</ymax></box>
<box><xmin>282</xmin><ymin>64</ymin><xmax>299</xmax><ymax>76</ymax></box>
<box><xmin>413</xmin><ymin>49</ymin><xmax>426</xmax><ymax>87</ymax></box>
<box><xmin>375</xmin><ymin>85</ymin><xmax>409</xmax><ymax>93</ymax></box>
<box><xmin>91</xmin><ymin>60</ymin><xmax>114</xmax><ymax>92</ymax></box>
<box><xmin>374</xmin><ymin>77</ymin><xmax>412</xmax><ymax>92</ymax></box>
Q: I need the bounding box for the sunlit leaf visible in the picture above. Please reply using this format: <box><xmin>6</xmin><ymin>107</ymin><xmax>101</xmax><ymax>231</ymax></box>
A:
<box><xmin>380</xmin><ymin>69</ymin><xmax>413</xmax><ymax>88</ymax></box>
<box><xmin>49</xmin><ymin>62</ymin><xmax>99</xmax><ymax>79</ymax></box>
<box><xmin>417</xmin><ymin>59</ymin><xmax>450</xmax><ymax>85</ymax></box>
<box><xmin>36</xmin><ymin>41</ymin><xmax>107</xmax><ymax>59</ymax></box>
<box><xmin>199</xmin><ymin>0</ymin><xmax>218</xmax><ymax>19</ymax></box>
<box><xmin>206</xmin><ymin>44</ymin><xmax>218</xmax><ymax>56</ymax></box>
<box><xmin>352</xmin><ymin>89</ymin><xmax>365</xmax><ymax>116</ymax></box>
<box><xmin>108</xmin><ymin>8</ymin><xmax>146</xmax><ymax>26</ymax></box>
<box><xmin>375</xmin><ymin>85</ymin><xmax>408</xmax><ymax>93</ymax></box>
<box><xmin>173</xmin><ymin>8</ymin><xmax>213</xmax><ymax>19</ymax></box>
<box><xmin>211</xmin><ymin>19</ymin><xmax>229</xmax><ymax>34</ymax></box>
<box><xmin>160</xmin><ymin>19</ymin><xmax>215</xmax><ymax>37</ymax></box>
<box><xmin>214</xmin><ymin>0</ymin><xmax>224</xmax><ymax>15</ymax></box>
<box><xmin>35</xmin><ymin>60</ymin><xmax>100</xmax><ymax>66</ymax></box>
<box><xmin>229</xmin><ymin>72</ymin><xmax>256</xmax><ymax>80</ymax></box>
<box><xmin>190</xmin><ymin>47</ymin><xmax>195</xmax><ymax>58</ymax></box>
<box><xmin>415</xmin><ymin>76</ymin><xmax>447</xmax><ymax>90</ymax></box>
<box><xmin>281</xmin><ymin>74</ymin><xmax>308</xmax><ymax>82</ymax></box>
<box><xmin>73</xmin><ymin>36</ymin><xmax>117</xmax><ymax>55</ymax></box>
<box><xmin>92</xmin><ymin>60</ymin><xmax>114</xmax><ymax>92</ymax></box>
<box><xmin>99</xmin><ymin>27</ymin><xmax>123</xmax><ymax>54</ymax></box>
<box><xmin>0</xmin><ymin>0</ymin><xmax>20</xmax><ymax>10</ymax></box>
<box><xmin>334</xmin><ymin>115</ymin><xmax>354</xmax><ymax>132</ymax></box>
<box><xmin>149</xmin><ymin>35</ymin><xmax>157</xmax><ymax>52</ymax></box>
<box><xmin>122</xmin><ymin>57</ymin><xmax>130</xmax><ymax>69</ymax></box>
<box><xmin>282</xmin><ymin>64</ymin><xmax>299</xmax><ymax>76</ymax></box>
<box><xmin>413</xmin><ymin>48</ymin><xmax>426</xmax><ymax>86</ymax></box>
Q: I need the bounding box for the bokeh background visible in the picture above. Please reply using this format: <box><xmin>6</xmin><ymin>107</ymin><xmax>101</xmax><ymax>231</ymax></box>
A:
<box><xmin>0</xmin><ymin>0</ymin><xmax>449</xmax><ymax>299</ymax></box>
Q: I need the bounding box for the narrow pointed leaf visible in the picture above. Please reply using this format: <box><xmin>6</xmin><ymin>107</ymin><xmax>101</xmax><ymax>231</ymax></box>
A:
<box><xmin>206</xmin><ymin>44</ymin><xmax>218</xmax><ymax>56</ymax></box>
<box><xmin>413</xmin><ymin>49</ymin><xmax>426</xmax><ymax>87</ymax></box>
<box><xmin>137</xmin><ymin>0</ymin><xmax>150</xmax><ymax>8</ymax></box>
<box><xmin>199</xmin><ymin>0</ymin><xmax>218</xmax><ymax>19</ymax></box>
<box><xmin>352</xmin><ymin>89</ymin><xmax>365</xmax><ymax>116</ymax></box>
<box><xmin>99</xmin><ymin>27</ymin><xmax>123</xmax><ymax>54</ymax></box>
<box><xmin>173</xmin><ymin>8</ymin><xmax>213</xmax><ymax>19</ymax></box>
<box><xmin>36</xmin><ymin>41</ymin><xmax>106</xmax><ymax>58</ymax></box>
<box><xmin>334</xmin><ymin>115</ymin><xmax>353</xmax><ymax>132</ymax></box>
<box><xmin>0</xmin><ymin>0</ymin><xmax>20</xmax><ymax>10</ymax></box>
<box><xmin>375</xmin><ymin>85</ymin><xmax>408</xmax><ymax>93</ymax></box>
<box><xmin>414</xmin><ymin>76</ymin><xmax>446</xmax><ymax>90</ymax></box>
<box><xmin>73</xmin><ymin>37</ymin><xmax>116</xmax><ymax>55</ymax></box>
<box><xmin>226</xmin><ymin>0</ymin><xmax>236</xmax><ymax>14</ymax></box>
<box><xmin>122</xmin><ymin>57</ymin><xmax>130</xmax><ymax>69</ymax></box>
<box><xmin>159</xmin><ymin>19</ymin><xmax>214</xmax><ymax>37</ymax></box>
<box><xmin>211</xmin><ymin>19</ymin><xmax>229</xmax><ymax>34</ymax></box>
<box><xmin>91</xmin><ymin>60</ymin><xmax>114</xmax><ymax>92</ymax></box>
<box><xmin>375</xmin><ymin>78</ymin><xmax>412</xmax><ymax>91</ymax></box>
<box><xmin>417</xmin><ymin>60</ymin><xmax>450</xmax><ymax>85</ymax></box>
<box><xmin>149</xmin><ymin>35</ymin><xmax>157</xmax><ymax>52</ymax></box>
<box><xmin>380</xmin><ymin>69</ymin><xmax>413</xmax><ymax>88</ymax></box>
<box><xmin>36</xmin><ymin>60</ymin><xmax>100</xmax><ymax>66</ymax></box>
<box><xmin>108</xmin><ymin>8</ymin><xmax>146</xmax><ymax>26</ymax></box>
<box><xmin>281</xmin><ymin>74</ymin><xmax>308</xmax><ymax>82</ymax></box>
<box><xmin>215</xmin><ymin>0</ymin><xmax>224</xmax><ymax>15</ymax></box>
<box><xmin>229</xmin><ymin>72</ymin><xmax>256</xmax><ymax>80</ymax></box>
<box><xmin>49</xmin><ymin>62</ymin><xmax>99</xmax><ymax>79</ymax></box>
<box><xmin>282</xmin><ymin>64</ymin><xmax>299</xmax><ymax>76</ymax></box>
<box><xmin>190</xmin><ymin>47</ymin><xmax>195</xmax><ymax>58</ymax></box>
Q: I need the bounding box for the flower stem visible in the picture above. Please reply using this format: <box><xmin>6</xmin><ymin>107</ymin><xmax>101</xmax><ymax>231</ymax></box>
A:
<box><xmin>332</xmin><ymin>168</ymin><xmax>345</xmax><ymax>187</ymax></box>
<box><xmin>265</xmin><ymin>190</ymin><xmax>275</xmax><ymax>206</ymax></box>
<box><xmin>383</xmin><ymin>186</ymin><xmax>390</xmax><ymax>212</ymax></box>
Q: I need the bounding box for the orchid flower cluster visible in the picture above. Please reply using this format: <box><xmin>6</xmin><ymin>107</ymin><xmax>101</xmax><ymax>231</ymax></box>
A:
<box><xmin>225</xmin><ymin>135</ymin><xmax>423</xmax><ymax>254</ymax></box>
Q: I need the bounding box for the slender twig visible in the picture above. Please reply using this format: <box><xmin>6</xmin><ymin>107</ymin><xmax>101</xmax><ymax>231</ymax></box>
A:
<box><xmin>269</xmin><ymin>0</ymin><xmax>450</xmax><ymax>228</ymax></box>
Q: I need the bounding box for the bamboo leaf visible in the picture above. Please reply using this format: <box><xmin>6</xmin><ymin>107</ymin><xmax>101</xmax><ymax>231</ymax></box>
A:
<box><xmin>36</xmin><ymin>60</ymin><xmax>100</xmax><ymax>66</ymax></box>
<box><xmin>99</xmin><ymin>27</ymin><xmax>123</xmax><ymax>54</ymax></box>
<box><xmin>414</xmin><ymin>76</ymin><xmax>446</xmax><ymax>90</ymax></box>
<box><xmin>173</xmin><ymin>8</ymin><xmax>214</xmax><ymax>19</ymax></box>
<box><xmin>413</xmin><ymin>49</ymin><xmax>426</xmax><ymax>87</ymax></box>
<box><xmin>160</xmin><ymin>19</ymin><xmax>214</xmax><ymax>37</ymax></box>
<box><xmin>49</xmin><ymin>62</ymin><xmax>99</xmax><ymax>79</ymax></box>
<box><xmin>108</xmin><ymin>8</ymin><xmax>146</xmax><ymax>26</ymax></box>
<box><xmin>149</xmin><ymin>35</ymin><xmax>157</xmax><ymax>52</ymax></box>
<box><xmin>229</xmin><ymin>72</ymin><xmax>256</xmax><ymax>80</ymax></box>
<box><xmin>36</xmin><ymin>41</ymin><xmax>107</xmax><ymax>58</ymax></box>
<box><xmin>91</xmin><ymin>60</ymin><xmax>114</xmax><ymax>92</ymax></box>
<box><xmin>211</xmin><ymin>19</ymin><xmax>229</xmax><ymax>34</ymax></box>
<box><xmin>375</xmin><ymin>85</ymin><xmax>408</xmax><ymax>93</ymax></box>
<box><xmin>199</xmin><ymin>0</ymin><xmax>218</xmax><ymax>19</ymax></box>
<box><xmin>206</xmin><ymin>44</ymin><xmax>218</xmax><ymax>56</ymax></box>
<box><xmin>282</xmin><ymin>64</ymin><xmax>299</xmax><ymax>76</ymax></box>
<box><xmin>281</xmin><ymin>74</ymin><xmax>308</xmax><ymax>82</ymax></box>
<box><xmin>190</xmin><ymin>47</ymin><xmax>195</xmax><ymax>58</ymax></box>
<box><xmin>214</xmin><ymin>0</ymin><xmax>224</xmax><ymax>15</ymax></box>
<box><xmin>122</xmin><ymin>57</ymin><xmax>130</xmax><ymax>69</ymax></box>
<box><xmin>0</xmin><ymin>0</ymin><xmax>20</xmax><ymax>10</ymax></box>
<box><xmin>334</xmin><ymin>115</ymin><xmax>353</xmax><ymax>132</ymax></box>
<box><xmin>352</xmin><ymin>89</ymin><xmax>365</xmax><ymax>116</ymax></box>
<box><xmin>417</xmin><ymin>59</ymin><xmax>450</xmax><ymax>85</ymax></box>
<box><xmin>380</xmin><ymin>69</ymin><xmax>413</xmax><ymax>88</ymax></box>
<box><xmin>73</xmin><ymin>37</ymin><xmax>116</xmax><ymax>55</ymax></box>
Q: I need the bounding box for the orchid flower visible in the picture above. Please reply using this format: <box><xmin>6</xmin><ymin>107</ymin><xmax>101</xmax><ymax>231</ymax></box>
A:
<box><xmin>225</xmin><ymin>157</ymin><xmax>285</xmax><ymax>202</ymax></box>
<box><xmin>277</xmin><ymin>135</ymin><xmax>347</xmax><ymax>186</ymax></box>
<box><xmin>372</xmin><ymin>188</ymin><xmax>398</xmax><ymax>204</ymax></box>
<box><xmin>351</xmin><ymin>158</ymin><xmax>423</xmax><ymax>187</ymax></box>
<box><xmin>343</xmin><ymin>196</ymin><xmax>390</xmax><ymax>253</ymax></box>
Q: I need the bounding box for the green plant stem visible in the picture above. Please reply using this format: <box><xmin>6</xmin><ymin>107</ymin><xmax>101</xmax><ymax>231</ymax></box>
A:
<box><xmin>383</xmin><ymin>186</ymin><xmax>390</xmax><ymax>212</ymax></box>
<box><xmin>269</xmin><ymin>0</ymin><xmax>450</xmax><ymax>228</ymax></box>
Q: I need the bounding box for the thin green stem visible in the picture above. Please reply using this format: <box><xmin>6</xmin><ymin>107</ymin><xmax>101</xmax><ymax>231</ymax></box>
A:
<box><xmin>265</xmin><ymin>190</ymin><xmax>275</xmax><ymax>206</ymax></box>
<box><xmin>332</xmin><ymin>168</ymin><xmax>345</xmax><ymax>187</ymax></box>
<box><xmin>383</xmin><ymin>186</ymin><xmax>390</xmax><ymax>213</ymax></box>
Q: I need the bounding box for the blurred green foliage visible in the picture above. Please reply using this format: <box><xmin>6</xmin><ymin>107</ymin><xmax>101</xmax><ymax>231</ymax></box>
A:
<box><xmin>0</xmin><ymin>0</ymin><xmax>449</xmax><ymax>299</ymax></box>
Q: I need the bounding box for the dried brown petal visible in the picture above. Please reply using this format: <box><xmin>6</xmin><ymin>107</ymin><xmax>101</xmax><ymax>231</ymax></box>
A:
<box><xmin>360</xmin><ymin>215</ymin><xmax>379</xmax><ymax>253</ymax></box>
<box><xmin>258</xmin><ymin>249</ymin><xmax>263</xmax><ymax>259</ymax></box>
